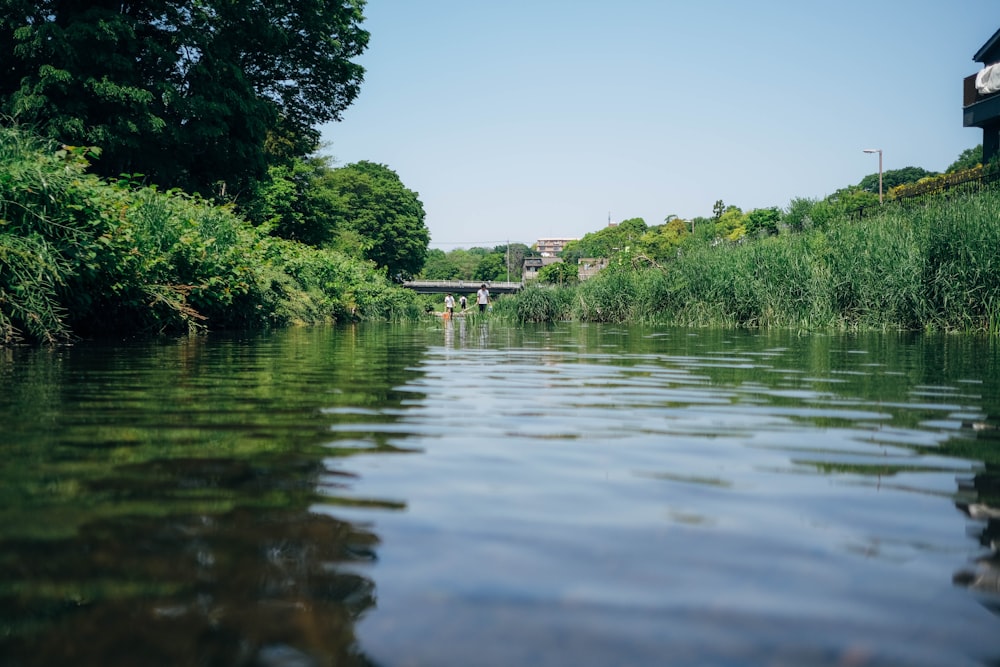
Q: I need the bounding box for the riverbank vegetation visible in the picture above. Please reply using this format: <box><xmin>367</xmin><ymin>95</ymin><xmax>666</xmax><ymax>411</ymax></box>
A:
<box><xmin>495</xmin><ymin>182</ymin><xmax>1000</xmax><ymax>333</ymax></box>
<box><xmin>1</xmin><ymin>2</ymin><xmax>432</xmax><ymax>345</ymax></box>
<box><xmin>0</xmin><ymin>127</ymin><xmax>420</xmax><ymax>345</ymax></box>
<box><xmin>3</xmin><ymin>3</ymin><xmax>998</xmax><ymax>342</ymax></box>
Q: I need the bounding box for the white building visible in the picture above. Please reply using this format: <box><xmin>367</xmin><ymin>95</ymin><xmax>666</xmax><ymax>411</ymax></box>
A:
<box><xmin>535</xmin><ymin>237</ymin><xmax>577</xmax><ymax>257</ymax></box>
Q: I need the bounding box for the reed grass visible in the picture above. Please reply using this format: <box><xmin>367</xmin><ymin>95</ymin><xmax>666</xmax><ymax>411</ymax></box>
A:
<box><xmin>498</xmin><ymin>187</ymin><xmax>1000</xmax><ymax>333</ymax></box>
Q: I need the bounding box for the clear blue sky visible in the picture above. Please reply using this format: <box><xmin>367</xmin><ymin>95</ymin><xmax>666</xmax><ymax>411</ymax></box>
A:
<box><xmin>320</xmin><ymin>1</ymin><xmax>998</xmax><ymax>250</ymax></box>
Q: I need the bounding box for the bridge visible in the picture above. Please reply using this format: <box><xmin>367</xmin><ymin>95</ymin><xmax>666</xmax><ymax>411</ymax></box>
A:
<box><xmin>401</xmin><ymin>280</ymin><xmax>523</xmax><ymax>295</ymax></box>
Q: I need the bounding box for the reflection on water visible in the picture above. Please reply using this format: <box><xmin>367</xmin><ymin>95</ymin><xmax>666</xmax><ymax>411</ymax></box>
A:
<box><xmin>2</xmin><ymin>323</ymin><xmax>1000</xmax><ymax>666</ymax></box>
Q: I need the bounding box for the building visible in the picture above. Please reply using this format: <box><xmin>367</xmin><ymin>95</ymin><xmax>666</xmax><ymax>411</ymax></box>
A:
<box><xmin>577</xmin><ymin>258</ymin><xmax>609</xmax><ymax>281</ymax></box>
<box><xmin>522</xmin><ymin>256</ymin><xmax>563</xmax><ymax>281</ymax></box>
<box><xmin>964</xmin><ymin>27</ymin><xmax>1000</xmax><ymax>163</ymax></box>
<box><xmin>535</xmin><ymin>238</ymin><xmax>577</xmax><ymax>258</ymax></box>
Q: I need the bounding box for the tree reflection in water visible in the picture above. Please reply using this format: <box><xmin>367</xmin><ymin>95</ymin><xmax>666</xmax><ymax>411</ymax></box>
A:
<box><xmin>0</xmin><ymin>457</ymin><xmax>383</xmax><ymax>667</ymax></box>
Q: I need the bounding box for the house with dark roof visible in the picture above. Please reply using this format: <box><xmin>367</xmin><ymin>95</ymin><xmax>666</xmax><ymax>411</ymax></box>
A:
<box><xmin>522</xmin><ymin>256</ymin><xmax>562</xmax><ymax>281</ymax></box>
<box><xmin>964</xmin><ymin>27</ymin><xmax>1000</xmax><ymax>163</ymax></box>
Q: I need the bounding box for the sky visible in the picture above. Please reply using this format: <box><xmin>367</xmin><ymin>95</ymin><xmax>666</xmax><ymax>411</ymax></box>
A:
<box><xmin>319</xmin><ymin>1</ymin><xmax>998</xmax><ymax>250</ymax></box>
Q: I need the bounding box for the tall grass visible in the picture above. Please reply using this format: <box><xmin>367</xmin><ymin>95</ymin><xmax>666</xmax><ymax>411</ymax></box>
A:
<box><xmin>499</xmin><ymin>188</ymin><xmax>1000</xmax><ymax>333</ymax></box>
<box><xmin>824</xmin><ymin>210</ymin><xmax>923</xmax><ymax>330</ymax></box>
<box><xmin>916</xmin><ymin>193</ymin><xmax>1000</xmax><ymax>332</ymax></box>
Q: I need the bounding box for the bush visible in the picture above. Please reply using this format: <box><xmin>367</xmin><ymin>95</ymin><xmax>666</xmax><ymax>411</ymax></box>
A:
<box><xmin>0</xmin><ymin>124</ymin><xmax>418</xmax><ymax>344</ymax></box>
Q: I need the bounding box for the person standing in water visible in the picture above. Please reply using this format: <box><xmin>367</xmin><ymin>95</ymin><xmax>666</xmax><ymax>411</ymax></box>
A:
<box><xmin>444</xmin><ymin>293</ymin><xmax>455</xmax><ymax>317</ymax></box>
<box><xmin>476</xmin><ymin>284</ymin><xmax>490</xmax><ymax>313</ymax></box>
<box><xmin>459</xmin><ymin>295</ymin><xmax>468</xmax><ymax>311</ymax></box>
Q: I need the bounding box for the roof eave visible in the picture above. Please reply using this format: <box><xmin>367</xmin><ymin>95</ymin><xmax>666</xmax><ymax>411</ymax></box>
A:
<box><xmin>974</xmin><ymin>27</ymin><xmax>1000</xmax><ymax>64</ymax></box>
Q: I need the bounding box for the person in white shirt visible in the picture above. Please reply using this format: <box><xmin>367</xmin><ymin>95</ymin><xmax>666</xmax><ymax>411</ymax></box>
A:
<box><xmin>476</xmin><ymin>284</ymin><xmax>490</xmax><ymax>313</ymax></box>
<box><xmin>444</xmin><ymin>293</ymin><xmax>455</xmax><ymax>316</ymax></box>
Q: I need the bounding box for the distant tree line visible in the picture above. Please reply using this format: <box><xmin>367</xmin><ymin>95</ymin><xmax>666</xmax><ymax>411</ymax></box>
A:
<box><xmin>464</xmin><ymin>143</ymin><xmax>987</xmax><ymax>283</ymax></box>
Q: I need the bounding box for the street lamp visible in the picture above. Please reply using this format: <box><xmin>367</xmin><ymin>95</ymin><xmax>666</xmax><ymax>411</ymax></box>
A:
<box><xmin>863</xmin><ymin>148</ymin><xmax>883</xmax><ymax>204</ymax></box>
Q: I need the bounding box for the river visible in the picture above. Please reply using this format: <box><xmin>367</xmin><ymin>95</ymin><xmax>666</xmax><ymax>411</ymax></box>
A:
<box><xmin>1</xmin><ymin>321</ymin><xmax>999</xmax><ymax>666</ymax></box>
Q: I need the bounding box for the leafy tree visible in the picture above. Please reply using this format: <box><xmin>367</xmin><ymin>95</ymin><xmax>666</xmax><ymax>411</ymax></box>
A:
<box><xmin>947</xmin><ymin>145</ymin><xmax>982</xmax><ymax>173</ymax></box>
<box><xmin>638</xmin><ymin>219</ymin><xmax>688</xmax><ymax>260</ymax></box>
<box><xmin>538</xmin><ymin>261</ymin><xmax>578</xmax><ymax>285</ymax></box>
<box><xmin>783</xmin><ymin>197</ymin><xmax>817</xmax><ymax>232</ymax></box>
<box><xmin>245</xmin><ymin>155</ymin><xmax>339</xmax><ymax>246</ymax></box>
<box><xmin>421</xmin><ymin>249</ymin><xmax>460</xmax><ymax>280</ymax></box>
<box><xmin>0</xmin><ymin>0</ymin><xmax>369</xmax><ymax>196</ymax></box>
<box><xmin>495</xmin><ymin>243</ymin><xmax>531</xmax><ymax>280</ymax></box>
<box><xmin>326</xmin><ymin>161</ymin><xmax>429</xmax><ymax>279</ymax></box>
<box><xmin>566</xmin><ymin>217</ymin><xmax>647</xmax><ymax>259</ymax></box>
<box><xmin>715</xmin><ymin>206</ymin><xmax>746</xmax><ymax>241</ymax></box>
<box><xmin>560</xmin><ymin>240</ymin><xmax>585</xmax><ymax>264</ymax></box>
<box><xmin>474</xmin><ymin>253</ymin><xmax>506</xmax><ymax>281</ymax></box>
<box><xmin>745</xmin><ymin>207</ymin><xmax>781</xmax><ymax>237</ymax></box>
<box><xmin>858</xmin><ymin>167</ymin><xmax>937</xmax><ymax>194</ymax></box>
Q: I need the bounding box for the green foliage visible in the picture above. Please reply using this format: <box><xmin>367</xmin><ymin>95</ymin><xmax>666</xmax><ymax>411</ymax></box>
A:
<box><xmin>745</xmin><ymin>207</ymin><xmax>781</xmax><ymax>237</ymax></box>
<box><xmin>714</xmin><ymin>206</ymin><xmax>746</xmax><ymax>240</ymax></box>
<box><xmin>0</xmin><ymin>124</ymin><xmax>416</xmax><ymax>344</ymax></box>
<box><xmin>916</xmin><ymin>193</ymin><xmax>1000</xmax><ymax>331</ymax></box>
<box><xmin>810</xmin><ymin>188</ymin><xmax>879</xmax><ymax>228</ymax></box>
<box><xmin>947</xmin><ymin>145</ymin><xmax>982</xmax><ymax>173</ymax></box>
<box><xmin>420</xmin><ymin>248</ymin><xmax>460</xmax><ymax>280</ymax></box>
<box><xmin>573</xmin><ymin>253</ymin><xmax>646</xmax><ymax>322</ymax></box>
<box><xmin>782</xmin><ymin>197</ymin><xmax>818</xmax><ymax>232</ymax></box>
<box><xmin>858</xmin><ymin>166</ymin><xmax>938</xmax><ymax>195</ymax></box>
<box><xmin>509</xmin><ymin>285</ymin><xmax>572</xmax><ymax>323</ymax></box>
<box><xmin>0</xmin><ymin>0</ymin><xmax>369</xmax><ymax>196</ymax></box>
<box><xmin>325</xmin><ymin>161</ymin><xmax>429</xmax><ymax>279</ymax></box>
<box><xmin>637</xmin><ymin>218</ymin><xmax>689</xmax><ymax>260</ymax></box>
<box><xmin>887</xmin><ymin>165</ymin><xmax>986</xmax><ymax>202</ymax></box>
<box><xmin>562</xmin><ymin>217</ymin><xmax>647</xmax><ymax>259</ymax></box>
<box><xmin>537</xmin><ymin>261</ymin><xmax>578</xmax><ymax>285</ymax></box>
<box><xmin>244</xmin><ymin>156</ymin><xmax>339</xmax><ymax>246</ymax></box>
<box><xmin>823</xmin><ymin>214</ymin><xmax>922</xmax><ymax>329</ymax></box>
<box><xmin>474</xmin><ymin>253</ymin><xmax>506</xmax><ymax>281</ymax></box>
<box><xmin>501</xmin><ymin>243</ymin><xmax>531</xmax><ymax>279</ymax></box>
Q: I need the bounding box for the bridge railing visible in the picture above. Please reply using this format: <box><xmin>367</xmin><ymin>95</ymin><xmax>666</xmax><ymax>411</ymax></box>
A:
<box><xmin>401</xmin><ymin>280</ymin><xmax>523</xmax><ymax>293</ymax></box>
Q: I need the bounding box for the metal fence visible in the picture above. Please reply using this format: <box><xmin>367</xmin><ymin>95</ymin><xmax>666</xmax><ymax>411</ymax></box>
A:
<box><xmin>852</xmin><ymin>165</ymin><xmax>1000</xmax><ymax>220</ymax></box>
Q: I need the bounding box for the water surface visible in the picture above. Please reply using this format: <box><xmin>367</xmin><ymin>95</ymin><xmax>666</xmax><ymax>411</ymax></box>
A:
<box><xmin>2</xmin><ymin>322</ymin><xmax>1000</xmax><ymax>666</ymax></box>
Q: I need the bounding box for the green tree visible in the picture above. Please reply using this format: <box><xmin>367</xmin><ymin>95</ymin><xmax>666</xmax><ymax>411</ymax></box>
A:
<box><xmin>421</xmin><ymin>249</ymin><xmax>460</xmax><ymax>280</ymax></box>
<box><xmin>327</xmin><ymin>161</ymin><xmax>429</xmax><ymax>279</ymax></box>
<box><xmin>638</xmin><ymin>219</ymin><xmax>688</xmax><ymax>260</ymax></box>
<box><xmin>245</xmin><ymin>155</ymin><xmax>339</xmax><ymax>246</ymax></box>
<box><xmin>783</xmin><ymin>197</ymin><xmax>817</xmax><ymax>231</ymax></box>
<box><xmin>474</xmin><ymin>253</ymin><xmax>505</xmax><ymax>281</ymax></box>
<box><xmin>494</xmin><ymin>243</ymin><xmax>531</xmax><ymax>280</ymax></box>
<box><xmin>712</xmin><ymin>200</ymin><xmax>726</xmax><ymax>220</ymax></box>
<box><xmin>567</xmin><ymin>217</ymin><xmax>647</xmax><ymax>259</ymax></box>
<box><xmin>0</xmin><ymin>0</ymin><xmax>368</xmax><ymax>196</ymax></box>
<box><xmin>947</xmin><ymin>145</ymin><xmax>982</xmax><ymax>172</ymax></box>
<box><xmin>442</xmin><ymin>249</ymin><xmax>481</xmax><ymax>280</ymax></box>
<box><xmin>715</xmin><ymin>206</ymin><xmax>746</xmax><ymax>241</ymax></box>
<box><xmin>560</xmin><ymin>240</ymin><xmax>585</xmax><ymax>264</ymax></box>
<box><xmin>745</xmin><ymin>207</ymin><xmax>781</xmax><ymax>237</ymax></box>
<box><xmin>858</xmin><ymin>166</ymin><xmax>937</xmax><ymax>194</ymax></box>
<box><xmin>538</xmin><ymin>261</ymin><xmax>578</xmax><ymax>285</ymax></box>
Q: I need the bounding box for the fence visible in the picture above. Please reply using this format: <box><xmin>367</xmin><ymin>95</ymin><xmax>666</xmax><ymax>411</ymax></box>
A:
<box><xmin>852</xmin><ymin>164</ymin><xmax>1000</xmax><ymax>220</ymax></box>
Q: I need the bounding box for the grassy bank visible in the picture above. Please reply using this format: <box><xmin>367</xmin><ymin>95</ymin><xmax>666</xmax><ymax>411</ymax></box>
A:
<box><xmin>495</xmin><ymin>189</ymin><xmax>1000</xmax><ymax>333</ymax></box>
<box><xmin>0</xmin><ymin>127</ymin><xmax>419</xmax><ymax>345</ymax></box>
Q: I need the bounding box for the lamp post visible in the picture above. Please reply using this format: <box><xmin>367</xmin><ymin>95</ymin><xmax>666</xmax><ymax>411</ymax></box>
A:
<box><xmin>863</xmin><ymin>148</ymin><xmax>883</xmax><ymax>204</ymax></box>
